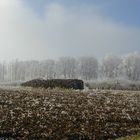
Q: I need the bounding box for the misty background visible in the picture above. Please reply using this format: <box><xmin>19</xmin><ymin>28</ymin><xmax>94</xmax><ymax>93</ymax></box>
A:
<box><xmin>0</xmin><ymin>0</ymin><xmax>140</xmax><ymax>83</ymax></box>
<box><xmin>0</xmin><ymin>54</ymin><xmax>140</xmax><ymax>84</ymax></box>
<box><xmin>0</xmin><ymin>0</ymin><xmax>140</xmax><ymax>61</ymax></box>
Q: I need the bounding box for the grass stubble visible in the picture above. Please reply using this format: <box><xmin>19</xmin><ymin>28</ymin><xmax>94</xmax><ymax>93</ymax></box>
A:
<box><xmin>0</xmin><ymin>87</ymin><xmax>139</xmax><ymax>139</ymax></box>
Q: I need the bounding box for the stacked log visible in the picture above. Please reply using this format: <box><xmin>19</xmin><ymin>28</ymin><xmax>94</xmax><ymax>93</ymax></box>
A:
<box><xmin>21</xmin><ymin>79</ymin><xmax>84</xmax><ymax>90</ymax></box>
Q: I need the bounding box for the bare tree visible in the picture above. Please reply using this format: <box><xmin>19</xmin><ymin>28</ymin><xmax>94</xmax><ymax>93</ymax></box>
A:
<box><xmin>102</xmin><ymin>54</ymin><xmax>121</xmax><ymax>79</ymax></box>
<box><xmin>0</xmin><ymin>62</ymin><xmax>6</xmax><ymax>82</ymax></box>
<box><xmin>122</xmin><ymin>53</ymin><xmax>140</xmax><ymax>81</ymax></box>
<box><xmin>79</xmin><ymin>56</ymin><xmax>98</xmax><ymax>80</ymax></box>
<box><xmin>43</xmin><ymin>59</ymin><xmax>56</xmax><ymax>79</ymax></box>
<box><xmin>58</xmin><ymin>57</ymin><xmax>77</xmax><ymax>79</ymax></box>
<box><xmin>2</xmin><ymin>53</ymin><xmax>140</xmax><ymax>83</ymax></box>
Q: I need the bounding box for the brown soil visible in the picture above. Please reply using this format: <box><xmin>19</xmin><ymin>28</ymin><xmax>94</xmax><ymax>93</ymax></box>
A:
<box><xmin>0</xmin><ymin>88</ymin><xmax>139</xmax><ymax>139</ymax></box>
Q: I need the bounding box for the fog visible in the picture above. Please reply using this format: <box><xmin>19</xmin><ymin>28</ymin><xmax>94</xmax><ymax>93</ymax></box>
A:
<box><xmin>0</xmin><ymin>0</ymin><xmax>140</xmax><ymax>61</ymax></box>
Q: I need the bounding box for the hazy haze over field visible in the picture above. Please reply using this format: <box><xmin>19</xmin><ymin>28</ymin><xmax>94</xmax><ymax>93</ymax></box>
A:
<box><xmin>0</xmin><ymin>0</ymin><xmax>140</xmax><ymax>61</ymax></box>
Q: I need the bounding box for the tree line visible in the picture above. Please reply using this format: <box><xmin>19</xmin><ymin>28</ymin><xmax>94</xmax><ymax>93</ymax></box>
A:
<box><xmin>0</xmin><ymin>53</ymin><xmax>140</xmax><ymax>83</ymax></box>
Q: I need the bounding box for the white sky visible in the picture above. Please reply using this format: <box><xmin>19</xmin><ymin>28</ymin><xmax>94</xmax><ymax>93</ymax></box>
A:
<box><xmin>0</xmin><ymin>0</ymin><xmax>140</xmax><ymax>61</ymax></box>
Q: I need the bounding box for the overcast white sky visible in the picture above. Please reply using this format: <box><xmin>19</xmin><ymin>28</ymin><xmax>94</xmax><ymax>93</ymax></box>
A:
<box><xmin>0</xmin><ymin>0</ymin><xmax>140</xmax><ymax>61</ymax></box>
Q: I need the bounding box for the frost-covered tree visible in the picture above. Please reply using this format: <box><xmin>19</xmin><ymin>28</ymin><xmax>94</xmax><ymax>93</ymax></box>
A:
<box><xmin>42</xmin><ymin>59</ymin><xmax>56</xmax><ymax>79</ymax></box>
<box><xmin>102</xmin><ymin>54</ymin><xmax>122</xmax><ymax>79</ymax></box>
<box><xmin>24</xmin><ymin>61</ymin><xmax>40</xmax><ymax>80</ymax></box>
<box><xmin>58</xmin><ymin>57</ymin><xmax>77</xmax><ymax>79</ymax></box>
<box><xmin>2</xmin><ymin>53</ymin><xmax>140</xmax><ymax>83</ymax></box>
<box><xmin>11</xmin><ymin>60</ymin><xmax>20</xmax><ymax>81</ymax></box>
<box><xmin>9</xmin><ymin>60</ymin><xmax>29</xmax><ymax>81</ymax></box>
<box><xmin>0</xmin><ymin>62</ymin><xmax>6</xmax><ymax>82</ymax></box>
<box><xmin>122</xmin><ymin>53</ymin><xmax>140</xmax><ymax>81</ymax></box>
<box><xmin>79</xmin><ymin>56</ymin><xmax>98</xmax><ymax>80</ymax></box>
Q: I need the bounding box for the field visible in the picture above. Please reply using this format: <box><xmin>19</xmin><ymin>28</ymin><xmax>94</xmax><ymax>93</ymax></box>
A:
<box><xmin>118</xmin><ymin>135</ymin><xmax>140</xmax><ymax>140</ymax></box>
<box><xmin>0</xmin><ymin>87</ymin><xmax>140</xmax><ymax>139</ymax></box>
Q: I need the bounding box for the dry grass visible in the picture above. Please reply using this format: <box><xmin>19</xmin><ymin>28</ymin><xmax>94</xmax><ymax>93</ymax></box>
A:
<box><xmin>117</xmin><ymin>135</ymin><xmax>140</xmax><ymax>140</ymax></box>
<box><xmin>0</xmin><ymin>87</ymin><xmax>140</xmax><ymax>139</ymax></box>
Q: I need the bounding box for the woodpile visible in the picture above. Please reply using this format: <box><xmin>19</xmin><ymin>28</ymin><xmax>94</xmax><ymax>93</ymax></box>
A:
<box><xmin>21</xmin><ymin>79</ymin><xmax>84</xmax><ymax>90</ymax></box>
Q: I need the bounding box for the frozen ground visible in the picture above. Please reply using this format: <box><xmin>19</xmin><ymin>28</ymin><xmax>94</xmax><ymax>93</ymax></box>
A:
<box><xmin>0</xmin><ymin>87</ymin><xmax>139</xmax><ymax>139</ymax></box>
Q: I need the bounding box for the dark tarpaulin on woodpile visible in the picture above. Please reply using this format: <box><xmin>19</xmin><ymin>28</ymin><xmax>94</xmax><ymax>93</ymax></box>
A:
<box><xmin>21</xmin><ymin>79</ymin><xmax>84</xmax><ymax>90</ymax></box>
